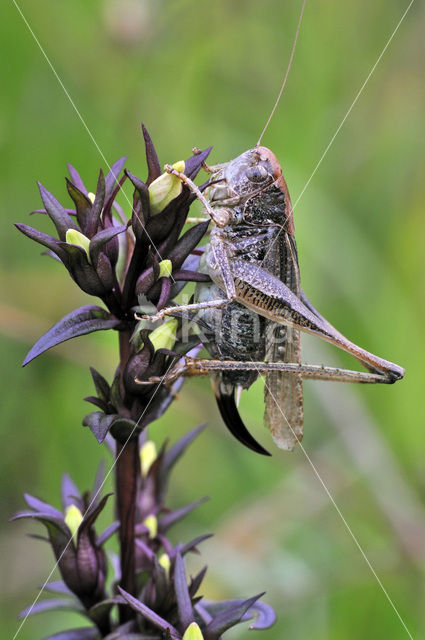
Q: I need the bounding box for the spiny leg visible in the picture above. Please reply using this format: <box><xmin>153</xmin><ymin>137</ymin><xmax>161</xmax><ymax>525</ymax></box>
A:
<box><xmin>164</xmin><ymin>164</ymin><xmax>230</xmax><ymax>227</ymax></box>
<box><xmin>136</xmin><ymin>356</ymin><xmax>394</xmax><ymax>386</ymax></box>
<box><xmin>135</xmin><ymin>298</ymin><xmax>229</xmax><ymax>323</ymax></box>
<box><xmin>185</xmin><ymin>217</ymin><xmax>211</xmax><ymax>224</ymax></box>
<box><xmin>189</xmin><ymin>358</ymin><xmax>394</xmax><ymax>384</ymax></box>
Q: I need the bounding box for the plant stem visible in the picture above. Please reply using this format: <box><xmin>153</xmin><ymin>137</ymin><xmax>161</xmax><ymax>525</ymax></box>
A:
<box><xmin>116</xmin><ymin>330</ymin><xmax>140</xmax><ymax>621</ymax></box>
<box><xmin>116</xmin><ymin>438</ymin><xmax>139</xmax><ymax>619</ymax></box>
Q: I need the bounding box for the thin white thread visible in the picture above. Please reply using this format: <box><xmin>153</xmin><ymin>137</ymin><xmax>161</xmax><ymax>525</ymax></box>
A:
<box><xmin>256</xmin><ymin>367</ymin><xmax>414</xmax><ymax>639</ymax></box>
<box><xmin>11</xmin><ymin>0</ymin><xmax>177</xmax><ymax>283</ymax></box>
<box><xmin>12</xmin><ymin>362</ymin><xmax>175</xmax><ymax>640</ymax></box>
<box><xmin>257</xmin><ymin>0</ymin><xmax>307</xmax><ymax>146</ymax></box>
<box><xmin>292</xmin><ymin>0</ymin><xmax>416</xmax><ymax>209</ymax></box>
<box><xmin>260</xmin><ymin>0</ymin><xmax>415</xmax><ymax>270</ymax></box>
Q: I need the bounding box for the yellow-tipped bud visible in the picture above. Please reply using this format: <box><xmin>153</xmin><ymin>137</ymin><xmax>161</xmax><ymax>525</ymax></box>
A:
<box><xmin>158</xmin><ymin>552</ymin><xmax>171</xmax><ymax>577</ymax></box>
<box><xmin>182</xmin><ymin>622</ymin><xmax>204</xmax><ymax>640</ymax></box>
<box><xmin>149</xmin><ymin>318</ymin><xmax>178</xmax><ymax>352</ymax></box>
<box><xmin>65</xmin><ymin>229</ymin><xmax>91</xmax><ymax>259</ymax></box>
<box><xmin>148</xmin><ymin>160</ymin><xmax>185</xmax><ymax>215</ymax></box>
<box><xmin>158</xmin><ymin>259</ymin><xmax>173</xmax><ymax>279</ymax></box>
<box><xmin>64</xmin><ymin>504</ymin><xmax>83</xmax><ymax>540</ymax></box>
<box><xmin>87</xmin><ymin>192</ymin><xmax>96</xmax><ymax>203</ymax></box>
<box><xmin>143</xmin><ymin>514</ymin><xmax>158</xmax><ymax>539</ymax></box>
<box><xmin>140</xmin><ymin>440</ymin><xmax>157</xmax><ymax>476</ymax></box>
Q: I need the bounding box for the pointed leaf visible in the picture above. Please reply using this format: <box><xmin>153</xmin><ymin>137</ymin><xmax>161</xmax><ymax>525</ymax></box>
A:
<box><xmin>188</xmin><ymin>566</ymin><xmax>207</xmax><ymax>598</ymax></box>
<box><xmin>167</xmin><ymin>222</ymin><xmax>209</xmax><ymax>270</ymax></box>
<box><xmin>184</xmin><ymin>147</ymin><xmax>212</xmax><ymax>180</ymax></box>
<box><xmin>57</xmin><ymin>240</ymin><xmax>109</xmax><ymax>296</ymax></box>
<box><xmin>174</xmin><ymin>553</ymin><xmax>193</xmax><ymax>630</ymax></box>
<box><xmin>89</xmin><ymin>224</ymin><xmax>128</xmax><ymax>265</ymax></box>
<box><xmin>180</xmin><ymin>534</ymin><xmax>213</xmax><ymax>557</ymax></box>
<box><xmin>83</xmin><ymin>412</ymin><xmax>116</xmax><ymax>444</ymax></box>
<box><xmin>67</xmin><ymin>163</ymin><xmax>88</xmax><ymax>193</ymax></box>
<box><xmin>169</xmin><ymin>253</ymin><xmax>202</xmax><ymax>299</ymax></box>
<box><xmin>87</xmin><ymin>598</ymin><xmax>117</xmax><ymax>620</ymax></box>
<box><xmin>125</xmin><ymin>170</ymin><xmax>150</xmax><ymax>238</ymax></box>
<box><xmin>23</xmin><ymin>305</ymin><xmax>120</xmax><ymax>366</ymax></box>
<box><xmin>159</xmin><ymin>498</ymin><xmax>208</xmax><ymax>532</ymax></box>
<box><xmin>105</xmin><ymin>625</ymin><xmax>156</xmax><ymax>640</ymax></box>
<box><xmin>61</xmin><ymin>473</ymin><xmax>82</xmax><ymax>511</ymax></box>
<box><xmin>90</xmin><ymin>368</ymin><xmax>111</xmax><ymax>401</ymax></box>
<box><xmin>194</xmin><ymin>602</ymin><xmax>212</xmax><ymax>626</ymax></box>
<box><xmin>151</xmin><ymin>556</ymin><xmax>168</xmax><ymax>609</ymax></box>
<box><xmin>97</xmin><ymin>521</ymin><xmax>119</xmax><ymax>546</ymax></box>
<box><xmin>12</xmin><ymin>511</ymin><xmax>70</xmax><ymax>548</ymax></box>
<box><xmin>135</xmin><ymin>538</ymin><xmax>155</xmax><ymax>562</ymax></box>
<box><xmin>107</xmin><ymin>635</ymin><xmax>158</xmax><ymax>640</ymax></box>
<box><xmin>118</xmin><ymin>588</ymin><xmax>180</xmax><ymax>639</ymax></box>
<box><xmin>92</xmin><ymin>459</ymin><xmax>106</xmax><ymax>500</ymax></box>
<box><xmin>105</xmin><ymin>156</ymin><xmax>127</xmax><ymax>203</ymax></box>
<box><xmin>38</xmin><ymin>182</ymin><xmax>78</xmax><ymax>240</ymax></box>
<box><xmin>163</xmin><ymin>424</ymin><xmax>206</xmax><ymax>476</ymax></box>
<box><xmin>88</xmin><ymin>170</ymin><xmax>105</xmax><ymax>236</ymax></box>
<box><xmin>66</xmin><ymin>179</ymin><xmax>93</xmax><ymax>232</ymax></box>
<box><xmin>125</xmin><ymin>170</ymin><xmax>149</xmax><ymax>204</ymax></box>
<box><xmin>41</xmin><ymin>249</ymin><xmax>63</xmax><ymax>263</ymax></box>
<box><xmin>18</xmin><ymin>598</ymin><xmax>85</xmax><ymax>619</ymax></box>
<box><xmin>41</xmin><ymin>629</ymin><xmax>99</xmax><ymax>640</ymax></box>
<box><xmin>15</xmin><ymin>223</ymin><xmax>67</xmax><ymax>261</ymax></box>
<box><xmin>204</xmin><ymin>594</ymin><xmax>263</xmax><ymax>638</ymax></box>
<box><xmin>24</xmin><ymin>494</ymin><xmax>63</xmax><ymax>519</ymax></box>
<box><xmin>102</xmin><ymin>621</ymin><xmax>134</xmax><ymax>640</ymax></box>
<box><xmin>84</xmin><ymin>396</ymin><xmax>109</xmax><ymax>411</ymax></box>
<box><xmin>30</xmin><ymin>207</ymin><xmax>76</xmax><ymax>216</ymax></box>
<box><xmin>173</xmin><ymin>270</ymin><xmax>210</xmax><ymax>283</ymax></box>
<box><xmin>142</xmin><ymin>124</ymin><xmax>161</xmax><ymax>185</ymax></box>
<box><xmin>44</xmin><ymin>581</ymin><xmax>73</xmax><ymax>596</ymax></box>
<box><xmin>80</xmin><ymin>493</ymin><xmax>112</xmax><ymax>533</ymax></box>
<box><xmin>10</xmin><ymin>510</ymin><xmax>67</xmax><ymax>532</ymax></box>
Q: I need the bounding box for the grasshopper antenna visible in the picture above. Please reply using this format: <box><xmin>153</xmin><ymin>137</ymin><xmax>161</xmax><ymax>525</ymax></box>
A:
<box><xmin>256</xmin><ymin>0</ymin><xmax>306</xmax><ymax>146</ymax></box>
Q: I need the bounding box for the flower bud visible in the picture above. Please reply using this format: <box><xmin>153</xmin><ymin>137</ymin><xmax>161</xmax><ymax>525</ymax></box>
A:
<box><xmin>65</xmin><ymin>503</ymin><xmax>83</xmax><ymax>540</ymax></box>
<box><xmin>65</xmin><ymin>229</ymin><xmax>91</xmax><ymax>260</ymax></box>
<box><xmin>140</xmin><ymin>440</ymin><xmax>157</xmax><ymax>476</ymax></box>
<box><xmin>158</xmin><ymin>259</ymin><xmax>173</xmax><ymax>279</ymax></box>
<box><xmin>149</xmin><ymin>318</ymin><xmax>178</xmax><ymax>352</ymax></box>
<box><xmin>143</xmin><ymin>514</ymin><xmax>158</xmax><ymax>538</ymax></box>
<box><xmin>183</xmin><ymin>622</ymin><xmax>204</xmax><ymax>640</ymax></box>
<box><xmin>158</xmin><ymin>552</ymin><xmax>171</xmax><ymax>577</ymax></box>
<box><xmin>148</xmin><ymin>160</ymin><xmax>185</xmax><ymax>215</ymax></box>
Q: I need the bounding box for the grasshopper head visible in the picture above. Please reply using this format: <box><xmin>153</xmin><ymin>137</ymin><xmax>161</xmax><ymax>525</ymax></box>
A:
<box><xmin>208</xmin><ymin>147</ymin><xmax>295</xmax><ymax>232</ymax></box>
<box><xmin>220</xmin><ymin>148</ymin><xmax>276</xmax><ymax>198</ymax></box>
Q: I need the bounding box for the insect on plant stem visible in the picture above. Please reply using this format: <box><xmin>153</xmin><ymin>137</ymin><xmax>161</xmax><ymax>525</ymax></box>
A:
<box><xmin>140</xmin><ymin>0</ymin><xmax>404</xmax><ymax>456</ymax></box>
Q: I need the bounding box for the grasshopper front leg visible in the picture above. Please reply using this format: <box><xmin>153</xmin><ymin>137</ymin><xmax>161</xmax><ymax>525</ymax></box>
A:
<box><xmin>136</xmin><ymin>298</ymin><xmax>229</xmax><ymax>323</ymax></box>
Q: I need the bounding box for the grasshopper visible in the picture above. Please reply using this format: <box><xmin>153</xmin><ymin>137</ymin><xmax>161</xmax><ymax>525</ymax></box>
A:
<box><xmin>141</xmin><ymin>1</ymin><xmax>405</xmax><ymax>454</ymax></box>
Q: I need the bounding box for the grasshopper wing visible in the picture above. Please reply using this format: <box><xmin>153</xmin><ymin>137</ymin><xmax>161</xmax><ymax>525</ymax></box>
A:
<box><xmin>263</xmin><ymin>232</ymin><xmax>303</xmax><ymax>450</ymax></box>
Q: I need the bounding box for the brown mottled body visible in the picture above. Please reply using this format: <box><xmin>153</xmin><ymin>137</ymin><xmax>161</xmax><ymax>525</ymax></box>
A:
<box><xmin>197</xmin><ymin>146</ymin><xmax>304</xmax><ymax>451</ymax></box>
<box><xmin>155</xmin><ymin>147</ymin><xmax>404</xmax><ymax>454</ymax></box>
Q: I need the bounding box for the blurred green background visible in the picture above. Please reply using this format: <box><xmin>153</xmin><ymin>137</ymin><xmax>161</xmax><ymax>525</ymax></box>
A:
<box><xmin>1</xmin><ymin>0</ymin><xmax>424</xmax><ymax>638</ymax></box>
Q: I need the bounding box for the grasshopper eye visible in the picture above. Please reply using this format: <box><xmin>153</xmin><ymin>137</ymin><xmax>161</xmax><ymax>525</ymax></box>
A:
<box><xmin>246</xmin><ymin>164</ymin><xmax>268</xmax><ymax>183</ymax></box>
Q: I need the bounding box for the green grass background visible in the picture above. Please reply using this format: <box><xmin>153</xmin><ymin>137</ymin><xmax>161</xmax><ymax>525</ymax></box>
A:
<box><xmin>1</xmin><ymin>1</ymin><xmax>424</xmax><ymax>638</ymax></box>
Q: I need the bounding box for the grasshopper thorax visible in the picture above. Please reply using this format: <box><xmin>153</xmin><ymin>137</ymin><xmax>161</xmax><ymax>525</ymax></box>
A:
<box><xmin>209</xmin><ymin>147</ymin><xmax>294</xmax><ymax>233</ymax></box>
